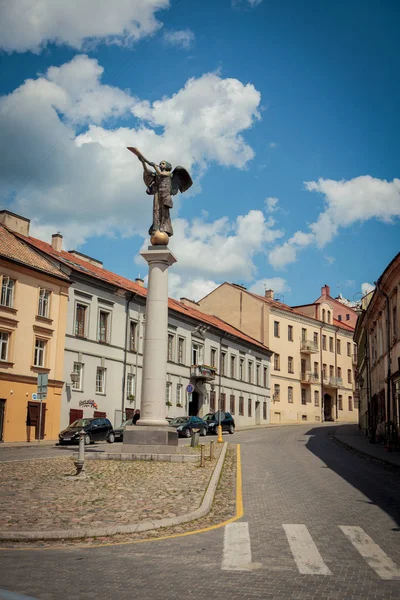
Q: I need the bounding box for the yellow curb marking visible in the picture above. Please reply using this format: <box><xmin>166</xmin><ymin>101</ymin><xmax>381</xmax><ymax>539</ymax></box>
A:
<box><xmin>0</xmin><ymin>444</ymin><xmax>243</xmax><ymax>552</ymax></box>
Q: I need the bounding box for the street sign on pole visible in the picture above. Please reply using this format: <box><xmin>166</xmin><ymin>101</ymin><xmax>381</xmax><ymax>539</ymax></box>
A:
<box><xmin>37</xmin><ymin>373</ymin><xmax>48</xmax><ymax>444</ymax></box>
<box><xmin>186</xmin><ymin>383</ymin><xmax>194</xmax><ymax>394</ymax></box>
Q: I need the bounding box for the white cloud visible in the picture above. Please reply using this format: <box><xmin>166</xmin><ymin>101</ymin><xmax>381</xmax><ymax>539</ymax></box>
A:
<box><xmin>0</xmin><ymin>55</ymin><xmax>262</xmax><ymax>247</ymax></box>
<box><xmin>168</xmin><ymin>273</ymin><xmax>219</xmax><ymax>301</ymax></box>
<box><xmin>265</xmin><ymin>196</ymin><xmax>279</xmax><ymax>212</ymax></box>
<box><xmin>248</xmin><ymin>277</ymin><xmax>289</xmax><ymax>295</ymax></box>
<box><xmin>163</xmin><ymin>29</ymin><xmax>194</xmax><ymax>49</ymax></box>
<box><xmin>136</xmin><ymin>209</ymin><xmax>283</xmax><ymax>281</ymax></box>
<box><xmin>268</xmin><ymin>175</ymin><xmax>400</xmax><ymax>270</ymax></box>
<box><xmin>306</xmin><ymin>176</ymin><xmax>400</xmax><ymax>247</ymax></box>
<box><xmin>362</xmin><ymin>282</ymin><xmax>375</xmax><ymax>296</ymax></box>
<box><xmin>0</xmin><ymin>0</ymin><xmax>169</xmax><ymax>53</ymax></box>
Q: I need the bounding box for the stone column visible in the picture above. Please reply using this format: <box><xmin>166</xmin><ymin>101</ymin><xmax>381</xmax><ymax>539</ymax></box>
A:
<box><xmin>123</xmin><ymin>245</ymin><xmax>178</xmax><ymax>448</ymax></box>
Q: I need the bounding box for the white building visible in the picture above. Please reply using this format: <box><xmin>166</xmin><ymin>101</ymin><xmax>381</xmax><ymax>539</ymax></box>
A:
<box><xmin>22</xmin><ymin>232</ymin><xmax>272</xmax><ymax>429</ymax></box>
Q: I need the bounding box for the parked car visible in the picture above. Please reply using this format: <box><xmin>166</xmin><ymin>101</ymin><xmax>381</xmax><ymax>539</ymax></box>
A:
<box><xmin>203</xmin><ymin>411</ymin><xmax>235</xmax><ymax>434</ymax></box>
<box><xmin>113</xmin><ymin>418</ymin><xmax>133</xmax><ymax>442</ymax></box>
<box><xmin>168</xmin><ymin>416</ymin><xmax>208</xmax><ymax>438</ymax></box>
<box><xmin>59</xmin><ymin>418</ymin><xmax>115</xmax><ymax>445</ymax></box>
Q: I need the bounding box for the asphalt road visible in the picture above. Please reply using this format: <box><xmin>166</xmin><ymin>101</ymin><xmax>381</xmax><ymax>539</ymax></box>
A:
<box><xmin>1</xmin><ymin>424</ymin><xmax>400</xmax><ymax>600</ymax></box>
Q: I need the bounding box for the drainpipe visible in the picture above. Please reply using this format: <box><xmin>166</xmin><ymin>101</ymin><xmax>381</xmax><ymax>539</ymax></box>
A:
<box><xmin>375</xmin><ymin>281</ymin><xmax>391</xmax><ymax>447</ymax></box>
<box><xmin>319</xmin><ymin>324</ymin><xmax>324</xmax><ymax>422</ymax></box>
<box><xmin>121</xmin><ymin>292</ymin><xmax>135</xmax><ymax>422</ymax></box>
<box><xmin>334</xmin><ymin>326</ymin><xmax>339</xmax><ymax>421</ymax></box>
<box><xmin>217</xmin><ymin>334</ymin><xmax>224</xmax><ymax>442</ymax></box>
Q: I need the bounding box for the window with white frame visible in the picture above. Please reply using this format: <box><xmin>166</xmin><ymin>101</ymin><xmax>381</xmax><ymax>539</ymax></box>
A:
<box><xmin>34</xmin><ymin>338</ymin><xmax>46</xmax><ymax>367</ymax></box>
<box><xmin>288</xmin><ymin>356</ymin><xmax>294</xmax><ymax>374</ymax></box>
<box><xmin>96</xmin><ymin>367</ymin><xmax>106</xmax><ymax>394</ymax></box>
<box><xmin>129</xmin><ymin>321</ymin><xmax>137</xmax><ymax>351</ymax></box>
<box><xmin>263</xmin><ymin>366</ymin><xmax>268</xmax><ymax>387</ymax></box>
<box><xmin>301</xmin><ymin>388</ymin><xmax>307</xmax><ymax>405</ymax></box>
<box><xmin>239</xmin><ymin>358</ymin><xmax>244</xmax><ymax>380</ymax></box>
<box><xmin>166</xmin><ymin>381</ymin><xmax>172</xmax><ymax>403</ymax></box>
<box><xmin>192</xmin><ymin>341</ymin><xmax>203</xmax><ymax>365</ymax></box>
<box><xmin>313</xmin><ymin>332</ymin><xmax>319</xmax><ymax>348</ymax></box>
<box><xmin>274</xmin><ymin>384</ymin><xmax>280</xmax><ymax>401</ymax></box>
<box><xmin>1</xmin><ymin>277</ymin><xmax>15</xmax><ymax>308</ymax></box>
<box><xmin>72</xmin><ymin>362</ymin><xmax>83</xmax><ymax>391</ymax></box>
<box><xmin>274</xmin><ymin>353</ymin><xmax>280</xmax><ymax>370</ymax></box>
<box><xmin>230</xmin><ymin>354</ymin><xmax>236</xmax><ymax>378</ymax></box>
<box><xmin>256</xmin><ymin>363</ymin><xmax>260</xmax><ymax>385</ymax></box>
<box><xmin>314</xmin><ymin>390</ymin><xmax>319</xmax><ymax>407</ymax></box>
<box><xmin>248</xmin><ymin>361</ymin><xmax>253</xmax><ymax>383</ymax></box>
<box><xmin>168</xmin><ymin>334</ymin><xmax>174</xmax><ymax>361</ymax></box>
<box><xmin>176</xmin><ymin>383</ymin><xmax>182</xmax><ymax>405</ymax></box>
<box><xmin>0</xmin><ymin>331</ymin><xmax>9</xmax><ymax>361</ymax></box>
<box><xmin>98</xmin><ymin>310</ymin><xmax>110</xmax><ymax>343</ymax></box>
<box><xmin>274</xmin><ymin>321</ymin><xmax>280</xmax><ymax>337</ymax></box>
<box><xmin>288</xmin><ymin>325</ymin><xmax>293</xmax><ymax>341</ymax></box>
<box><xmin>210</xmin><ymin>347</ymin><xmax>217</xmax><ymax>368</ymax></box>
<box><xmin>38</xmin><ymin>288</ymin><xmax>50</xmax><ymax>318</ymax></box>
<box><xmin>221</xmin><ymin>351</ymin><xmax>226</xmax><ymax>375</ymax></box>
<box><xmin>178</xmin><ymin>337</ymin><xmax>185</xmax><ymax>364</ymax></box>
<box><xmin>75</xmin><ymin>303</ymin><xmax>87</xmax><ymax>337</ymax></box>
<box><xmin>288</xmin><ymin>386</ymin><xmax>293</xmax><ymax>403</ymax></box>
<box><xmin>126</xmin><ymin>373</ymin><xmax>135</xmax><ymax>398</ymax></box>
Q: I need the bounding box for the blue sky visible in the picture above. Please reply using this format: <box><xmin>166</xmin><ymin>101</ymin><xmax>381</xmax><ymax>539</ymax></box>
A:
<box><xmin>0</xmin><ymin>0</ymin><xmax>399</xmax><ymax>305</ymax></box>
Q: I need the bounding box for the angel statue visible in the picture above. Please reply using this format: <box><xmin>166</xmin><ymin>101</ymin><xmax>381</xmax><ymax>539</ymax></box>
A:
<box><xmin>128</xmin><ymin>147</ymin><xmax>193</xmax><ymax>245</ymax></box>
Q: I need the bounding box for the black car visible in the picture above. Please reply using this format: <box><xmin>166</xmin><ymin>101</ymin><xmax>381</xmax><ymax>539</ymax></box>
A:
<box><xmin>113</xmin><ymin>418</ymin><xmax>133</xmax><ymax>442</ymax></box>
<box><xmin>203</xmin><ymin>411</ymin><xmax>235</xmax><ymax>434</ymax></box>
<box><xmin>169</xmin><ymin>416</ymin><xmax>208</xmax><ymax>438</ymax></box>
<box><xmin>59</xmin><ymin>418</ymin><xmax>115</xmax><ymax>445</ymax></box>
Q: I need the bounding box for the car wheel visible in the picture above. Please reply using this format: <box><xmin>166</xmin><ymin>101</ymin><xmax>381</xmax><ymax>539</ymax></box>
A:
<box><xmin>84</xmin><ymin>434</ymin><xmax>91</xmax><ymax>445</ymax></box>
<box><xmin>201</xmin><ymin>427</ymin><xmax>207</xmax><ymax>436</ymax></box>
<box><xmin>228</xmin><ymin>424</ymin><xmax>235</xmax><ymax>434</ymax></box>
<box><xmin>107</xmin><ymin>432</ymin><xmax>115</xmax><ymax>443</ymax></box>
<box><xmin>185</xmin><ymin>428</ymin><xmax>191</xmax><ymax>438</ymax></box>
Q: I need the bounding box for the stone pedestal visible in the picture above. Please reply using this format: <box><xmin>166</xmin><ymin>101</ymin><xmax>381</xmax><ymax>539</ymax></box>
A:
<box><xmin>123</xmin><ymin>245</ymin><xmax>178</xmax><ymax>448</ymax></box>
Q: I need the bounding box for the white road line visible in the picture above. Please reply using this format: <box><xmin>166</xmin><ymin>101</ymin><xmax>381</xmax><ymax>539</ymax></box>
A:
<box><xmin>283</xmin><ymin>524</ymin><xmax>332</xmax><ymax>575</ymax></box>
<box><xmin>339</xmin><ymin>526</ymin><xmax>400</xmax><ymax>580</ymax></box>
<box><xmin>222</xmin><ymin>522</ymin><xmax>253</xmax><ymax>571</ymax></box>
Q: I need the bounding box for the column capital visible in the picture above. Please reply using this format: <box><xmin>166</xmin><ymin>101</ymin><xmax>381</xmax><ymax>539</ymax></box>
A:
<box><xmin>141</xmin><ymin>245</ymin><xmax>177</xmax><ymax>267</ymax></box>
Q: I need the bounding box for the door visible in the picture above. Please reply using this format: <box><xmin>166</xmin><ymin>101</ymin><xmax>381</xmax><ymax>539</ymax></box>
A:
<box><xmin>189</xmin><ymin>391</ymin><xmax>199</xmax><ymax>416</ymax></box>
<box><xmin>255</xmin><ymin>401</ymin><xmax>261</xmax><ymax>425</ymax></box>
<box><xmin>324</xmin><ymin>394</ymin><xmax>332</xmax><ymax>421</ymax></box>
<box><xmin>0</xmin><ymin>399</ymin><xmax>5</xmax><ymax>442</ymax></box>
<box><xmin>69</xmin><ymin>409</ymin><xmax>83</xmax><ymax>424</ymax></box>
<box><xmin>27</xmin><ymin>401</ymin><xmax>46</xmax><ymax>440</ymax></box>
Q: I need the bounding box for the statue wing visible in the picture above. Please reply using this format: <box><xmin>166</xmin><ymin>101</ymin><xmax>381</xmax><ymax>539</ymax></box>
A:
<box><xmin>171</xmin><ymin>166</ymin><xmax>193</xmax><ymax>195</ymax></box>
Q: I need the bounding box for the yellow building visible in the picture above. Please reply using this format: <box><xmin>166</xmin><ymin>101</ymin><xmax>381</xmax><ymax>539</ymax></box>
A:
<box><xmin>0</xmin><ymin>212</ymin><xmax>70</xmax><ymax>442</ymax></box>
<box><xmin>198</xmin><ymin>283</ymin><xmax>358</xmax><ymax>424</ymax></box>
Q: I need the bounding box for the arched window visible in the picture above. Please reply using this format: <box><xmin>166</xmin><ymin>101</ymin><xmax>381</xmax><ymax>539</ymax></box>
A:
<box><xmin>322</xmin><ymin>309</ymin><xmax>326</xmax><ymax>322</ymax></box>
<box><xmin>327</xmin><ymin>310</ymin><xmax>331</xmax><ymax>323</ymax></box>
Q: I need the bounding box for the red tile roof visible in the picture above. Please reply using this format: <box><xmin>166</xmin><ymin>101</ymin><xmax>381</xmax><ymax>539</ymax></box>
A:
<box><xmin>17</xmin><ymin>234</ymin><xmax>271</xmax><ymax>354</ymax></box>
<box><xmin>0</xmin><ymin>225</ymin><xmax>70</xmax><ymax>281</ymax></box>
<box><xmin>225</xmin><ymin>283</ymin><xmax>355</xmax><ymax>333</ymax></box>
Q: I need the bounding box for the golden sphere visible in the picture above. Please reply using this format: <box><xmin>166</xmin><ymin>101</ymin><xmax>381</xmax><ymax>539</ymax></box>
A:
<box><xmin>150</xmin><ymin>230</ymin><xmax>169</xmax><ymax>246</ymax></box>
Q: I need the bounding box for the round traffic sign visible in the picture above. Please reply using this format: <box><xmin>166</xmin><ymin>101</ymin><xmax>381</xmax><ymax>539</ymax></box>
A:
<box><xmin>186</xmin><ymin>384</ymin><xmax>194</xmax><ymax>394</ymax></box>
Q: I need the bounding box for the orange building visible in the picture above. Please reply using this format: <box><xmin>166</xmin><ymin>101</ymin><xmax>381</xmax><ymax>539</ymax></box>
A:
<box><xmin>0</xmin><ymin>211</ymin><xmax>70</xmax><ymax>442</ymax></box>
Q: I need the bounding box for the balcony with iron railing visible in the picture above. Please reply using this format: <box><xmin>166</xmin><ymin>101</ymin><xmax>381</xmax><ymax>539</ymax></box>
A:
<box><xmin>300</xmin><ymin>371</ymin><xmax>319</xmax><ymax>384</ymax></box>
<box><xmin>190</xmin><ymin>364</ymin><xmax>217</xmax><ymax>381</ymax></box>
<box><xmin>300</xmin><ymin>340</ymin><xmax>319</xmax><ymax>354</ymax></box>
<box><xmin>323</xmin><ymin>376</ymin><xmax>343</xmax><ymax>388</ymax></box>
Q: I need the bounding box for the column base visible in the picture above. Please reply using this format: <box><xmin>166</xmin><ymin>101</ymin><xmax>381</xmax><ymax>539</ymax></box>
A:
<box><xmin>123</xmin><ymin>426</ymin><xmax>179</xmax><ymax>448</ymax></box>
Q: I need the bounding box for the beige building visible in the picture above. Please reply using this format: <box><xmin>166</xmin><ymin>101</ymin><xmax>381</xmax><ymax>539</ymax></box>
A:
<box><xmin>0</xmin><ymin>212</ymin><xmax>70</xmax><ymax>442</ymax></box>
<box><xmin>198</xmin><ymin>283</ymin><xmax>358</xmax><ymax>424</ymax></box>
<box><xmin>354</xmin><ymin>253</ymin><xmax>400</xmax><ymax>445</ymax></box>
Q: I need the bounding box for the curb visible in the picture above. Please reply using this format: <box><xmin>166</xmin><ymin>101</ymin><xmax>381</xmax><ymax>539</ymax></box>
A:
<box><xmin>0</xmin><ymin>442</ymin><xmax>228</xmax><ymax>542</ymax></box>
<box><xmin>331</xmin><ymin>431</ymin><xmax>400</xmax><ymax>472</ymax></box>
<box><xmin>86</xmin><ymin>452</ymin><xmax>198</xmax><ymax>463</ymax></box>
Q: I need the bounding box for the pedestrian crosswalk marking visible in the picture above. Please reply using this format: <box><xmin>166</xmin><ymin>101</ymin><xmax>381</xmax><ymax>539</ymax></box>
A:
<box><xmin>339</xmin><ymin>526</ymin><xmax>400</xmax><ymax>580</ymax></box>
<box><xmin>222</xmin><ymin>522</ymin><xmax>253</xmax><ymax>571</ymax></box>
<box><xmin>283</xmin><ymin>524</ymin><xmax>332</xmax><ymax>576</ymax></box>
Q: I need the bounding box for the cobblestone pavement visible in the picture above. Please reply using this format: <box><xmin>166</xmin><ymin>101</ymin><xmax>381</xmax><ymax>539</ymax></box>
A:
<box><xmin>1</xmin><ymin>424</ymin><xmax>400</xmax><ymax>600</ymax></box>
<box><xmin>0</xmin><ymin>446</ymin><xmax>220</xmax><ymax>533</ymax></box>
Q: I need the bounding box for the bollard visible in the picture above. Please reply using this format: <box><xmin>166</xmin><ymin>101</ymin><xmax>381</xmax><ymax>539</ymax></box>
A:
<box><xmin>210</xmin><ymin>440</ymin><xmax>214</xmax><ymax>461</ymax></box>
<box><xmin>200</xmin><ymin>444</ymin><xmax>205</xmax><ymax>467</ymax></box>
<box><xmin>74</xmin><ymin>429</ymin><xmax>86</xmax><ymax>477</ymax></box>
<box><xmin>191</xmin><ymin>431</ymin><xmax>200</xmax><ymax>448</ymax></box>
<box><xmin>217</xmin><ymin>424</ymin><xmax>224</xmax><ymax>444</ymax></box>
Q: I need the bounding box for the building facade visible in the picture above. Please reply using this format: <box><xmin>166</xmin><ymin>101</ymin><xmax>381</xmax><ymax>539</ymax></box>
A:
<box><xmin>0</xmin><ymin>213</ymin><xmax>70</xmax><ymax>442</ymax></box>
<box><xmin>15</xmin><ymin>222</ymin><xmax>273</xmax><ymax>431</ymax></box>
<box><xmin>198</xmin><ymin>283</ymin><xmax>358</xmax><ymax>425</ymax></box>
<box><xmin>354</xmin><ymin>253</ymin><xmax>400</xmax><ymax>445</ymax></box>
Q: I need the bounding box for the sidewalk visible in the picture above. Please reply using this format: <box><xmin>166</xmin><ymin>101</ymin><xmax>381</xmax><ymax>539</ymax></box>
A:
<box><xmin>333</xmin><ymin>424</ymin><xmax>400</xmax><ymax>468</ymax></box>
<box><xmin>0</xmin><ymin>440</ymin><xmax>56</xmax><ymax>449</ymax></box>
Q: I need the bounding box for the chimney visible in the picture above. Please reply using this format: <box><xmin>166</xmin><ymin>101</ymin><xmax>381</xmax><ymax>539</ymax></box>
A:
<box><xmin>180</xmin><ymin>297</ymin><xmax>200</xmax><ymax>310</ymax></box>
<box><xmin>51</xmin><ymin>232</ymin><xmax>63</xmax><ymax>252</ymax></box>
<box><xmin>265</xmin><ymin>289</ymin><xmax>274</xmax><ymax>299</ymax></box>
<box><xmin>321</xmin><ymin>284</ymin><xmax>330</xmax><ymax>296</ymax></box>
<box><xmin>135</xmin><ymin>277</ymin><xmax>145</xmax><ymax>288</ymax></box>
<box><xmin>0</xmin><ymin>210</ymin><xmax>30</xmax><ymax>236</ymax></box>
